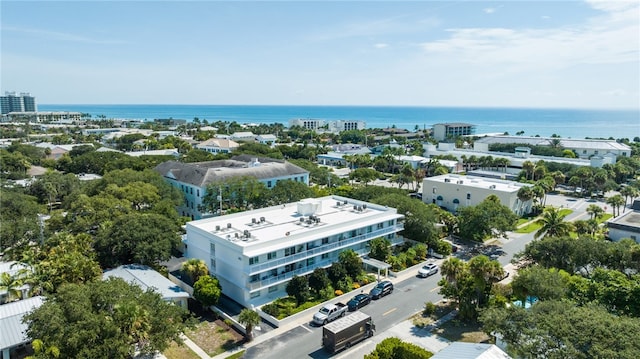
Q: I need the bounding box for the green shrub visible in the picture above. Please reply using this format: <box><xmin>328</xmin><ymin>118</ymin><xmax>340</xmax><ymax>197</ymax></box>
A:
<box><xmin>336</xmin><ymin>277</ymin><xmax>353</xmax><ymax>293</ymax></box>
<box><xmin>319</xmin><ymin>285</ymin><xmax>335</xmax><ymax>301</ymax></box>
<box><xmin>261</xmin><ymin>303</ymin><xmax>280</xmax><ymax>318</ymax></box>
<box><xmin>224</xmin><ymin>319</ymin><xmax>234</xmax><ymax>328</ymax></box>
<box><xmin>423</xmin><ymin>302</ymin><xmax>436</xmax><ymax>316</ymax></box>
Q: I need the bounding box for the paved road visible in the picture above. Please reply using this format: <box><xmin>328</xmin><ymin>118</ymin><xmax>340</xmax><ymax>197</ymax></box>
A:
<box><xmin>240</xmin><ymin>193</ymin><xmax>591</xmax><ymax>359</ymax></box>
<box><xmin>243</xmin><ymin>273</ymin><xmax>444</xmax><ymax>359</ymax></box>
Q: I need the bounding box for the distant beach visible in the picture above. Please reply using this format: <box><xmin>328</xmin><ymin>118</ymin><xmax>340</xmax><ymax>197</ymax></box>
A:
<box><xmin>39</xmin><ymin>104</ymin><xmax>640</xmax><ymax>140</ymax></box>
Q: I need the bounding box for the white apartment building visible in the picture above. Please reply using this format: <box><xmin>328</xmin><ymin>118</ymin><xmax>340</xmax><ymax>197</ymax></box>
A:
<box><xmin>422</xmin><ymin>174</ymin><xmax>533</xmax><ymax>215</ymax></box>
<box><xmin>185</xmin><ymin>195</ymin><xmax>405</xmax><ymax>307</ymax></box>
<box><xmin>432</xmin><ymin>123</ymin><xmax>476</xmax><ymax>141</ymax></box>
<box><xmin>289</xmin><ymin>118</ymin><xmax>325</xmax><ymax>130</ymax></box>
<box><xmin>328</xmin><ymin>119</ymin><xmax>366</xmax><ymax>133</ymax></box>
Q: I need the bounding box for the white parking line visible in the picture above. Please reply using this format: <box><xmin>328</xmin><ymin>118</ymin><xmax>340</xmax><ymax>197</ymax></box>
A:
<box><xmin>300</xmin><ymin>324</ymin><xmax>313</xmax><ymax>333</ymax></box>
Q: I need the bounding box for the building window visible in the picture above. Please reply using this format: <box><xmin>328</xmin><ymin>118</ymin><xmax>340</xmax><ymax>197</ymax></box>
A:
<box><xmin>210</xmin><ymin>243</ymin><xmax>216</xmax><ymax>254</ymax></box>
<box><xmin>466</xmin><ymin>193</ymin><xmax>471</xmax><ymax>200</ymax></box>
<box><xmin>322</xmin><ymin>237</ymin><xmax>329</xmax><ymax>245</ymax></box>
<box><xmin>285</xmin><ymin>247</ymin><xmax>295</xmax><ymax>256</ymax></box>
<box><xmin>249</xmin><ymin>256</ymin><xmax>259</xmax><ymax>265</ymax></box>
<box><xmin>251</xmin><ymin>291</ymin><xmax>261</xmax><ymax>298</ymax></box>
<box><xmin>388</xmin><ymin>220</ymin><xmax>394</xmax><ymax>226</ymax></box>
<box><xmin>432</xmin><ymin>187</ymin><xmax>437</xmax><ymax>194</ymax></box>
<box><xmin>210</xmin><ymin>258</ymin><xmax>216</xmax><ymax>270</ymax></box>
<box><xmin>190</xmin><ymin>187</ymin><xmax>193</xmax><ymax>194</ymax></box>
<box><xmin>269</xmin><ymin>285</ymin><xmax>278</xmax><ymax>293</ymax></box>
<box><xmin>321</xmin><ymin>253</ymin><xmax>329</xmax><ymax>260</ymax></box>
<box><xmin>267</xmin><ymin>181</ymin><xmax>272</xmax><ymax>188</ymax></box>
<box><xmin>268</xmin><ymin>251</ymin><xmax>277</xmax><ymax>260</ymax></box>
<box><xmin>250</xmin><ymin>274</ymin><xmax>259</xmax><ymax>282</ymax></box>
<box><xmin>307</xmin><ymin>258</ymin><xmax>315</xmax><ymax>266</ymax></box>
<box><xmin>377</xmin><ymin>223</ymin><xmax>384</xmax><ymax>229</ymax></box>
<box><xmin>197</xmin><ymin>189</ymin><xmax>200</xmax><ymax>196</ymax></box>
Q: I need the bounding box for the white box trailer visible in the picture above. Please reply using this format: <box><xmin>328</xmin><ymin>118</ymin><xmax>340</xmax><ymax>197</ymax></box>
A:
<box><xmin>322</xmin><ymin>311</ymin><xmax>375</xmax><ymax>354</ymax></box>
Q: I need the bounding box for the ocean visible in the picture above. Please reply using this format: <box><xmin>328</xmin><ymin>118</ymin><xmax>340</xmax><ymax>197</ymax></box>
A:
<box><xmin>38</xmin><ymin>104</ymin><xmax>640</xmax><ymax>140</ymax></box>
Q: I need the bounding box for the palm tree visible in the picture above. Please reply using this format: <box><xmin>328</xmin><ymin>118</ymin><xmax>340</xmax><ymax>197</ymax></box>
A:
<box><xmin>551</xmin><ymin>171</ymin><xmax>566</xmax><ymax>190</ymax></box>
<box><xmin>534</xmin><ymin>207</ymin><xmax>573</xmax><ymax>239</ymax></box>
<box><xmin>620</xmin><ymin>186</ymin><xmax>639</xmax><ymax>213</ymax></box>
<box><xmin>522</xmin><ymin>161</ymin><xmax>535</xmax><ymax>181</ymax></box>
<box><xmin>516</xmin><ymin>186</ymin><xmax>534</xmax><ymax>216</ymax></box>
<box><xmin>182</xmin><ymin>259</ymin><xmax>209</xmax><ymax>284</ymax></box>
<box><xmin>0</xmin><ymin>272</ymin><xmax>23</xmax><ymax>303</ymax></box>
<box><xmin>606</xmin><ymin>194</ymin><xmax>625</xmax><ymax>217</ymax></box>
<box><xmin>238</xmin><ymin>309</ymin><xmax>261</xmax><ymax>342</ymax></box>
<box><xmin>586</xmin><ymin>204</ymin><xmax>604</xmax><ymax>220</ymax></box>
<box><xmin>468</xmin><ymin>255</ymin><xmax>504</xmax><ymax>305</ymax></box>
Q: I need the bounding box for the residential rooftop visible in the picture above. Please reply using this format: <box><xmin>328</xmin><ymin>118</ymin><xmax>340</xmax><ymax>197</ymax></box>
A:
<box><xmin>0</xmin><ymin>296</ymin><xmax>45</xmax><ymax>351</ymax></box>
<box><xmin>186</xmin><ymin>195</ymin><xmax>403</xmax><ymax>254</ymax></box>
<box><xmin>103</xmin><ymin>264</ymin><xmax>190</xmax><ymax>301</ymax></box>
<box><xmin>424</xmin><ymin>174</ymin><xmax>529</xmax><ymax>193</ymax></box>
<box><xmin>154</xmin><ymin>155</ymin><xmax>309</xmax><ymax>187</ymax></box>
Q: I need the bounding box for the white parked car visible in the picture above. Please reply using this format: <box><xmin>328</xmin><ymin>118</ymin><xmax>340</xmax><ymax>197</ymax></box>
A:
<box><xmin>418</xmin><ymin>263</ymin><xmax>439</xmax><ymax>278</ymax></box>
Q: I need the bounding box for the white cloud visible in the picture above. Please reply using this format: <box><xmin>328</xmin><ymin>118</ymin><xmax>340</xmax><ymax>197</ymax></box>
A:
<box><xmin>483</xmin><ymin>8</ymin><xmax>496</xmax><ymax>14</ymax></box>
<box><xmin>374</xmin><ymin>43</ymin><xmax>389</xmax><ymax>49</ymax></box>
<box><xmin>419</xmin><ymin>1</ymin><xmax>639</xmax><ymax>71</ymax></box>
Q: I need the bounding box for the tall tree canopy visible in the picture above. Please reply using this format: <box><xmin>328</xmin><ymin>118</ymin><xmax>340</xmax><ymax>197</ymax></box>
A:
<box><xmin>95</xmin><ymin>212</ymin><xmax>181</xmax><ymax>268</ymax></box>
<box><xmin>480</xmin><ymin>301</ymin><xmax>640</xmax><ymax>359</ymax></box>
<box><xmin>456</xmin><ymin>195</ymin><xmax>518</xmax><ymax>242</ymax></box>
<box><xmin>24</xmin><ymin>278</ymin><xmax>193</xmax><ymax>359</ymax></box>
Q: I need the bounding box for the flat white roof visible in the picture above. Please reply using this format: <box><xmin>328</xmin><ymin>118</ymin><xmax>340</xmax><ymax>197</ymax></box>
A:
<box><xmin>187</xmin><ymin>196</ymin><xmax>403</xmax><ymax>254</ymax></box>
<box><xmin>424</xmin><ymin>174</ymin><xmax>529</xmax><ymax>193</ymax></box>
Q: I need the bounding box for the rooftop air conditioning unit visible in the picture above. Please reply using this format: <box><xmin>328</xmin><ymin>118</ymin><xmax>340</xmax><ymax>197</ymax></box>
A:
<box><xmin>227</xmin><ymin>223</ymin><xmax>232</xmax><ymax>229</ymax></box>
<box><xmin>252</xmin><ymin>218</ymin><xmax>257</xmax><ymax>224</ymax></box>
<box><xmin>215</xmin><ymin>225</ymin><xmax>220</xmax><ymax>231</ymax></box>
<box><xmin>363</xmin><ymin>204</ymin><xmax>367</xmax><ymax>210</ymax></box>
<box><xmin>260</xmin><ymin>217</ymin><xmax>265</xmax><ymax>223</ymax></box>
<box><xmin>344</xmin><ymin>200</ymin><xmax>348</xmax><ymax>205</ymax></box>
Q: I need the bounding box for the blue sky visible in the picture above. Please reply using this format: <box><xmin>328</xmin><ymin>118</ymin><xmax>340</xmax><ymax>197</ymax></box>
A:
<box><xmin>1</xmin><ymin>1</ymin><xmax>638</xmax><ymax>109</ymax></box>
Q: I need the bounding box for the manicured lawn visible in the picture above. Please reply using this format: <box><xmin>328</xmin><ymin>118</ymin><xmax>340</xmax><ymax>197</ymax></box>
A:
<box><xmin>598</xmin><ymin>214</ymin><xmax>613</xmax><ymax>223</ymax></box>
<box><xmin>515</xmin><ymin>222</ymin><xmax>542</xmax><ymax>234</ymax></box>
<box><xmin>434</xmin><ymin>319</ymin><xmax>491</xmax><ymax>343</ymax></box>
<box><xmin>559</xmin><ymin>209</ymin><xmax>573</xmax><ymax>217</ymax></box>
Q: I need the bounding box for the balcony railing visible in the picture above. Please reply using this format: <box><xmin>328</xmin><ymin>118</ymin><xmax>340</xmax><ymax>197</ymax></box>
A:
<box><xmin>246</xmin><ymin>247</ymin><xmax>372</xmax><ymax>291</ymax></box>
<box><xmin>247</xmin><ymin>226</ymin><xmax>403</xmax><ymax>274</ymax></box>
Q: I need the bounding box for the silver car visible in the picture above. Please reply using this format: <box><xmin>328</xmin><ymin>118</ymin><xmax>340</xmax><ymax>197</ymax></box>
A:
<box><xmin>418</xmin><ymin>263</ymin><xmax>438</xmax><ymax>278</ymax></box>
